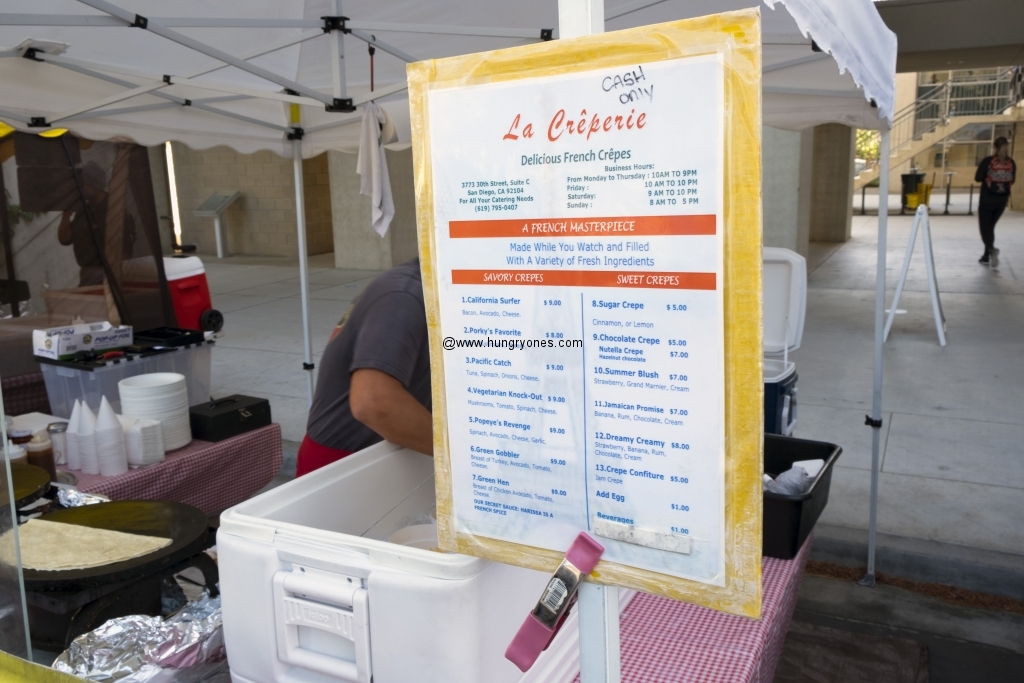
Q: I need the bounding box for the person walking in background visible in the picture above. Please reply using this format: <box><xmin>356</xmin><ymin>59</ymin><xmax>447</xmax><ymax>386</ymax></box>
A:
<box><xmin>975</xmin><ymin>136</ymin><xmax>1016</xmax><ymax>267</ymax></box>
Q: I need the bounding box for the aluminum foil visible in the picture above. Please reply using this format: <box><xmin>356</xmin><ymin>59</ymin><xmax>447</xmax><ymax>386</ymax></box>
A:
<box><xmin>57</xmin><ymin>486</ymin><xmax>110</xmax><ymax>507</ymax></box>
<box><xmin>52</xmin><ymin>593</ymin><xmax>226</xmax><ymax>682</ymax></box>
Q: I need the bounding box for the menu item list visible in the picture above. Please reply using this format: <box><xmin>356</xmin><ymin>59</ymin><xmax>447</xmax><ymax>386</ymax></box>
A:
<box><xmin>427</xmin><ymin>54</ymin><xmax>727</xmax><ymax>585</ymax></box>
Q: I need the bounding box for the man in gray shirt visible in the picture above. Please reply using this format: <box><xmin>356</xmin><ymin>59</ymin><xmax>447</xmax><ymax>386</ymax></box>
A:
<box><xmin>297</xmin><ymin>259</ymin><xmax>433</xmax><ymax>476</ymax></box>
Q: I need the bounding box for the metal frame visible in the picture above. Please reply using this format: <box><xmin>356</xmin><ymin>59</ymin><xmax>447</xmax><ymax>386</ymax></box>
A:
<box><xmin>0</xmin><ymin>13</ymin><xmax>552</xmax><ymax>39</ymax></box>
<box><xmin>762</xmin><ymin>86</ymin><xmax>867</xmax><ymax>99</ymax></box>
<box><xmin>76</xmin><ymin>0</ymin><xmax>338</xmax><ymax>107</ymax></box>
<box><xmin>763</xmin><ymin>53</ymin><xmax>830</xmax><ymax>73</ymax></box>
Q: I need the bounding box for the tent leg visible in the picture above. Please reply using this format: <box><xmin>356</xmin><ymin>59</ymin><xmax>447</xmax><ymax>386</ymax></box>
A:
<box><xmin>860</xmin><ymin>129</ymin><xmax>891</xmax><ymax>588</ymax></box>
<box><xmin>557</xmin><ymin>1</ymin><xmax>620</xmax><ymax>681</ymax></box>
<box><xmin>293</xmin><ymin>138</ymin><xmax>315</xmax><ymax>406</ymax></box>
<box><xmin>579</xmin><ymin>583</ymin><xmax>621</xmax><ymax>683</ymax></box>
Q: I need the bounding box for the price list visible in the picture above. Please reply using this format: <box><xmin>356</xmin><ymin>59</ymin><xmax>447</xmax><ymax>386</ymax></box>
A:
<box><xmin>427</xmin><ymin>54</ymin><xmax>727</xmax><ymax>584</ymax></box>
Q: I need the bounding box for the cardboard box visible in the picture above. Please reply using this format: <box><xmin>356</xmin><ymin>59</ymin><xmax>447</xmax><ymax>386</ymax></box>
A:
<box><xmin>32</xmin><ymin>322</ymin><xmax>133</xmax><ymax>361</ymax></box>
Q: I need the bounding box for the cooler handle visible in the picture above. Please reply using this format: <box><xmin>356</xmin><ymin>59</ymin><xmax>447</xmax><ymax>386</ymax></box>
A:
<box><xmin>782</xmin><ymin>395</ymin><xmax>796</xmax><ymax>436</ymax></box>
<box><xmin>272</xmin><ymin>568</ymin><xmax>372</xmax><ymax>683</ymax></box>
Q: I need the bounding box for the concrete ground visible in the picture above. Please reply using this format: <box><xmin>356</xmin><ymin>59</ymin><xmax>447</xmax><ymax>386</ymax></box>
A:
<box><xmin>793</xmin><ymin>208</ymin><xmax>1024</xmax><ymax>559</ymax></box>
<box><xmin>791</xmin><ymin>573</ymin><xmax>1024</xmax><ymax>683</ymax></box>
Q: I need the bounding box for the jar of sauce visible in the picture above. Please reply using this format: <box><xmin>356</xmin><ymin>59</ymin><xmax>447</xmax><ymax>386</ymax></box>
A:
<box><xmin>8</xmin><ymin>429</ymin><xmax>33</xmax><ymax>446</ymax></box>
<box><xmin>25</xmin><ymin>435</ymin><xmax>57</xmax><ymax>482</ymax></box>
<box><xmin>6</xmin><ymin>440</ymin><xmax>27</xmax><ymax>466</ymax></box>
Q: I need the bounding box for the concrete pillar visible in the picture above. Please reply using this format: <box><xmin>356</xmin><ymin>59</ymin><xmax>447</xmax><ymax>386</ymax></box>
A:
<box><xmin>1011</xmin><ymin>121</ymin><xmax>1023</xmax><ymax>212</ymax></box>
<box><xmin>328</xmin><ymin>144</ymin><xmax>419</xmax><ymax>270</ymax></box>
<box><xmin>762</xmin><ymin>126</ymin><xmax>804</xmax><ymax>255</ymax></box>
<box><xmin>797</xmin><ymin>128</ymin><xmax>814</xmax><ymax>256</ymax></box>
<box><xmin>385</xmin><ymin>145</ymin><xmax>420</xmax><ymax>265</ymax></box>
<box><xmin>809</xmin><ymin>123</ymin><xmax>855</xmax><ymax>243</ymax></box>
<box><xmin>147</xmin><ymin>145</ymin><xmax>175</xmax><ymax>254</ymax></box>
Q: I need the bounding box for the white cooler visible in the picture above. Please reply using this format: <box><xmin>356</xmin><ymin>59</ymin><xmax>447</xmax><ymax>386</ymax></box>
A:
<box><xmin>762</xmin><ymin>248</ymin><xmax>807</xmax><ymax>436</ymax></box>
<box><xmin>219</xmin><ymin>441</ymin><xmax>629</xmax><ymax>683</ymax></box>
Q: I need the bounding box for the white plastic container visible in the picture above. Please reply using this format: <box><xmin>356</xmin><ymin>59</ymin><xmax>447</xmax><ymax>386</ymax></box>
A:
<box><xmin>763</xmin><ymin>248</ymin><xmax>807</xmax><ymax>436</ymax></box>
<box><xmin>762</xmin><ymin>247</ymin><xmax>807</xmax><ymax>356</ymax></box>
<box><xmin>218</xmin><ymin>441</ymin><xmax>555</xmax><ymax>683</ymax></box>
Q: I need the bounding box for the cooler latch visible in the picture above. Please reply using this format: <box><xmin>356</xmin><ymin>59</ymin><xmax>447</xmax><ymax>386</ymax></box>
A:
<box><xmin>272</xmin><ymin>566</ymin><xmax>371</xmax><ymax>683</ymax></box>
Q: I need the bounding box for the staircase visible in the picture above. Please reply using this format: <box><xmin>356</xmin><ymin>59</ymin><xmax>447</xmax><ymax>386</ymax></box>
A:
<box><xmin>855</xmin><ymin>69</ymin><xmax>1024</xmax><ymax>190</ymax></box>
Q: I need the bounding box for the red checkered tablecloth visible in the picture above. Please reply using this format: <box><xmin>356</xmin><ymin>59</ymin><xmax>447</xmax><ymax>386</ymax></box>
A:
<box><xmin>59</xmin><ymin>423</ymin><xmax>283</xmax><ymax>516</ymax></box>
<box><xmin>574</xmin><ymin>538</ymin><xmax>810</xmax><ymax>683</ymax></box>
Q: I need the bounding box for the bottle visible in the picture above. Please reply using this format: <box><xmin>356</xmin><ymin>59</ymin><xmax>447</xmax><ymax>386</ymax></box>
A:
<box><xmin>47</xmin><ymin>422</ymin><xmax>69</xmax><ymax>466</ymax></box>
<box><xmin>25</xmin><ymin>434</ymin><xmax>57</xmax><ymax>482</ymax></box>
<box><xmin>5</xmin><ymin>440</ymin><xmax>27</xmax><ymax>466</ymax></box>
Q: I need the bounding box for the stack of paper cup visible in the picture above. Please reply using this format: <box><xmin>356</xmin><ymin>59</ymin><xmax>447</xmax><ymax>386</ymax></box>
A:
<box><xmin>66</xmin><ymin>400</ymin><xmax>82</xmax><ymax>470</ymax></box>
<box><xmin>78</xmin><ymin>403</ymin><xmax>99</xmax><ymax>475</ymax></box>
<box><xmin>119</xmin><ymin>373</ymin><xmax>191</xmax><ymax>451</ymax></box>
<box><xmin>96</xmin><ymin>397</ymin><xmax>128</xmax><ymax>476</ymax></box>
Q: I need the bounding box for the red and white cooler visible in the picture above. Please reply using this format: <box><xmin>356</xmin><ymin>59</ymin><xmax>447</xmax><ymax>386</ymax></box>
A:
<box><xmin>163</xmin><ymin>256</ymin><xmax>223</xmax><ymax>332</ymax></box>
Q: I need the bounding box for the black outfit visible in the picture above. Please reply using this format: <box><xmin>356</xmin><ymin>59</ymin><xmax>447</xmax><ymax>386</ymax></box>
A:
<box><xmin>305</xmin><ymin>259</ymin><xmax>431</xmax><ymax>453</ymax></box>
<box><xmin>974</xmin><ymin>155</ymin><xmax>1016</xmax><ymax>257</ymax></box>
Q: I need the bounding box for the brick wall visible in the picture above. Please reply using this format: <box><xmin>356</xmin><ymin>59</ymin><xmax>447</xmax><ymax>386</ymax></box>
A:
<box><xmin>302</xmin><ymin>152</ymin><xmax>333</xmax><ymax>254</ymax></box>
<box><xmin>171</xmin><ymin>144</ymin><xmax>333</xmax><ymax>257</ymax></box>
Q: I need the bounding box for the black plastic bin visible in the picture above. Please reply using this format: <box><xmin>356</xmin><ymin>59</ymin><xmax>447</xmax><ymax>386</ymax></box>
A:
<box><xmin>763</xmin><ymin>433</ymin><xmax>842</xmax><ymax>559</ymax></box>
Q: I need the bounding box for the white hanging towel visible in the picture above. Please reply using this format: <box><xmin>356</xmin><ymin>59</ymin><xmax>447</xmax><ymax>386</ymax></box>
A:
<box><xmin>356</xmin><ymin>101</ymin><xmax>396</xmax><ymax>237</ymax></box>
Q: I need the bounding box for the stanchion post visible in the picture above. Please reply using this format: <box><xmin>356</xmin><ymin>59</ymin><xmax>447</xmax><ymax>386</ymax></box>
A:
<box><xmin>861</xmin><ymin>185</ymin><xmax>867</xmax><ymax>215</ymax></box>
<box><xmin>943</xmin><ymin>174</ymin><xmax>952</xmax><ymax>215</ymax></box>
<box><xmin>968</xmin><ymin>184</ymin><xmax>974</xmax><ymax>216</ymax></box>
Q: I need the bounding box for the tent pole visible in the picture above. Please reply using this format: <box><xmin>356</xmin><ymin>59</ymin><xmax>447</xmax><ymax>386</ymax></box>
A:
<box><xmin>558</xmin><ymin>1</ymin><xmax>618</xmax><ymax>681</ymax></box>
<box><xmin>330</xmin><ymin>0</ymin><xmax>347</xmax><ymax>100</ymax></box>
<box><xmin>293</xmin><ymin>136</ymin><xmax>315</xmax><ymax>406</ymax></box>
<box><xmin>860</xmin><ymin>128</ymin><xmax>891</xmax><ymax>588</ymax></box>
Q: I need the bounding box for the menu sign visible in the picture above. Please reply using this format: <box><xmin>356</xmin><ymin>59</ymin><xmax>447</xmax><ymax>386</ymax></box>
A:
<box><xmin>410</xmin><ymin>13</ymin><xmax>763</xmax><ymax>615</ymax></box>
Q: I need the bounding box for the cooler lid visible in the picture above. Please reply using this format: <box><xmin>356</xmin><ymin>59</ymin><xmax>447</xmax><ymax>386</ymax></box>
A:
<box><xmin>763</xmin><ymin>247</ymin><xmax>806</xmax><ymax>354</ymax></box>
<box><xmin>163</xmin><ymin>256</ymin><xmax>206</xmax><ymax>281</ymax></box>
<box><xmin>763</xmin><ymin>358</ymin><xmax>796</xmax><ymax>383</ymax></box>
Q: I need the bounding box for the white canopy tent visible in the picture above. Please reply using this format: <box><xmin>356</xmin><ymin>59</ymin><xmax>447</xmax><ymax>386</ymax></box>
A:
<box><xmin>0</xmin><ymin>0</ymin><xmax>895</xmax><ymax>581</ymax></box>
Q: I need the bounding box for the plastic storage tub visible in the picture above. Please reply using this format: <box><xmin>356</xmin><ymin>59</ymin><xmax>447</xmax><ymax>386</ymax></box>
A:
<box><xmin>218</xmin><ymin>441</ymin><xmax>626</xmax><ymax>683</ymax></box>
<box><xmin>763</xmin><ymin>434</ymin><xmax>842</xmax><ymax>559</ymax></box>
<box><xmin>164</xmin><ymin>256</ymin><xmax>218</xmax><ymax>331</ymax></box>
<box><xmin>37</xmin><ymin>342</ymin><xmax>213</xmax><ymax>418</ymax></box>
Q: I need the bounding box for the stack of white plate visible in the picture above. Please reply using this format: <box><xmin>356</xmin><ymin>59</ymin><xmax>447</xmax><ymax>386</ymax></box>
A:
<box><xmin>119</xmin><ymin>373</ymin><xmax>192</xmax><ymax>451</ymax></box>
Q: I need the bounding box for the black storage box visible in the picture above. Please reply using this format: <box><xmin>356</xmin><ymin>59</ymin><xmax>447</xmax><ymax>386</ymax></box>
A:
<box><xmin>190</xmin><ymin>395</ymin><xmax>271</xmax><ymax>442</ymax></box>
<box><xmin>763</xmin><ymin>433</ymin><xmax>842</xmax><ymax>559</ymax></box>
<box><xmin>135</xmin><ymin>327</ymin><xmax>206</xmax><ymax>348</ymax></box>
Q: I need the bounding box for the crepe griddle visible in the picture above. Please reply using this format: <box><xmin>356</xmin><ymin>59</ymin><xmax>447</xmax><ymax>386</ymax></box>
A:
<box><xmin>8</xmin><ymin>462</ymin><xmax>50</xmax><ymax>509</ymax></box>
<box><xmin>22</xmin><ymin>500</ymin><xmax>210</xmax><ymax>593</ymax></box>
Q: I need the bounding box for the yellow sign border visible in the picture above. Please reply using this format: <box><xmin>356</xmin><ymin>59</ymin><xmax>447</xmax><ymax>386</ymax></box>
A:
<box><xmin>409</xmin><ymin>8</ymin><xmax>763</xmax><ymax>618</ymax></box>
